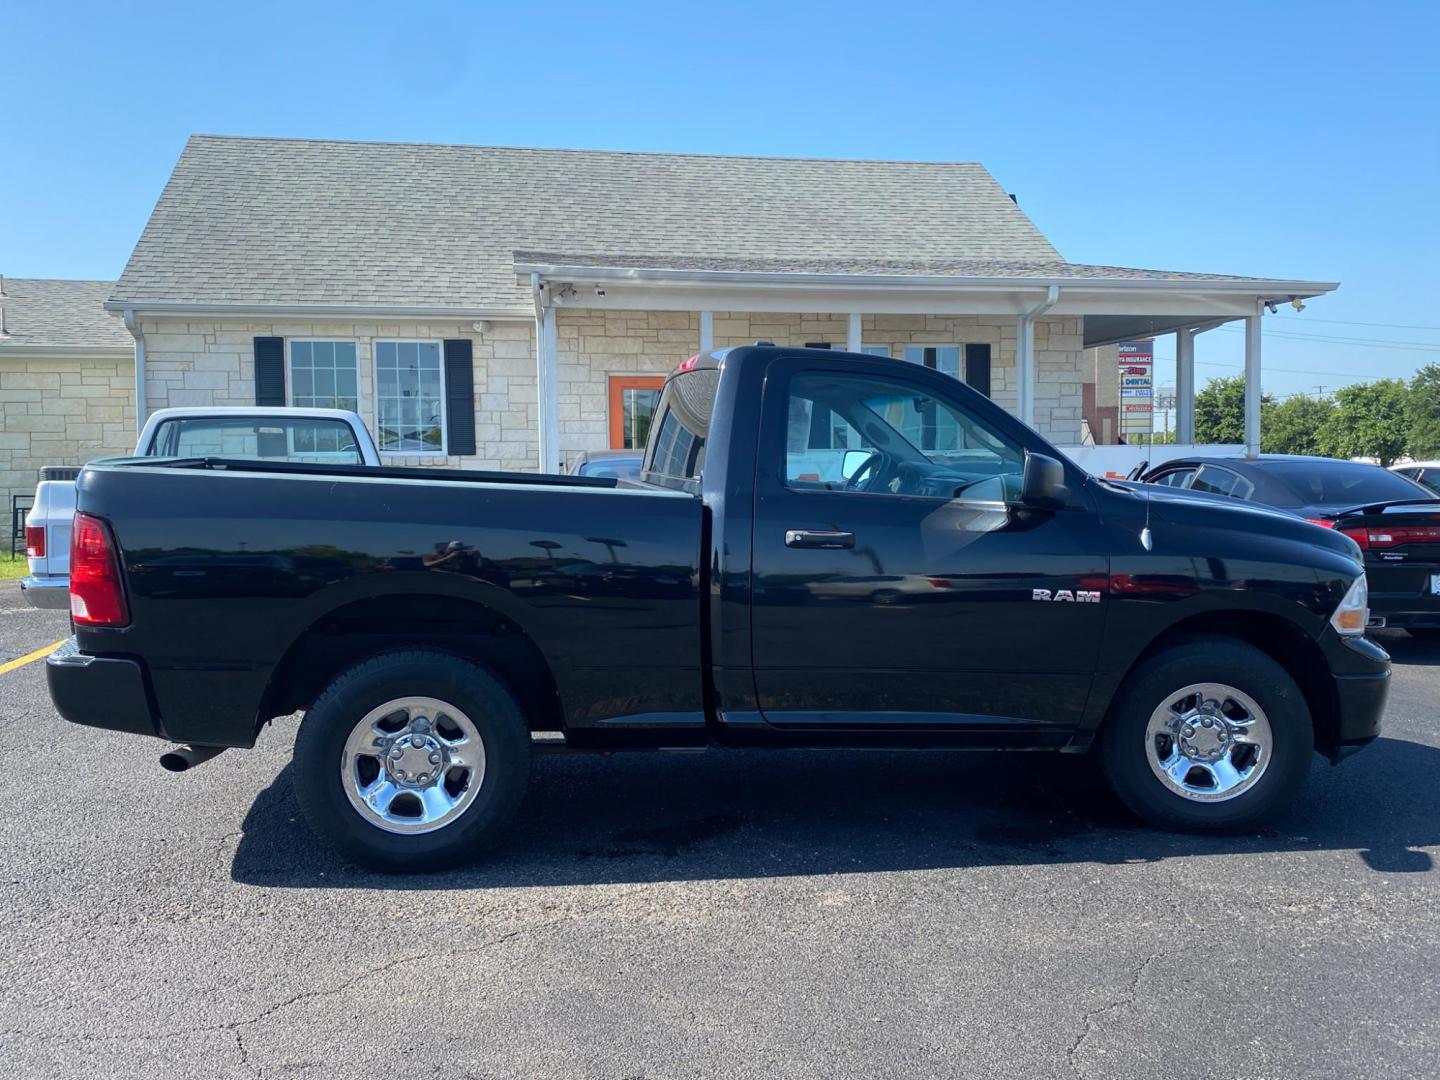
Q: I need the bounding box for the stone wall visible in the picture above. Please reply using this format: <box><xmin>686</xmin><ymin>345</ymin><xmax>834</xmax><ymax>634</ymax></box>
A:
<box><xmin>0</xmin><ymin>354</ymin><xmax>136</xmax><ymax>513</ymax></box>
<box><xmin>140</xmin><ymin>317</ymin><xmax>539</xmax><ymax>472</ymax></box>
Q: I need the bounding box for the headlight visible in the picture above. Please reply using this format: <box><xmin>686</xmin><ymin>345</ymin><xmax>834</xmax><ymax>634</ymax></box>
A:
<box><xmin>1330</xmin><ymin>574</ymin><xmax>1369</xmax><ymax>637</ymax></box>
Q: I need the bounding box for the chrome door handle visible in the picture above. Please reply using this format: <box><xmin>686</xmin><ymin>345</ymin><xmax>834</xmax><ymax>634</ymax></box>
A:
<box><xmin>785</xmin><ymin>529</ymin><xmax>856</xmax><ymax>549</ymax></box>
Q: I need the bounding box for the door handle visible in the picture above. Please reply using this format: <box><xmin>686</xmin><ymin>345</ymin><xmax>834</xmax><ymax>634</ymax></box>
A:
<box><xmin>785</xmin><ymin>529</ymin><xmax>856</xmax><ymax>549</ymax></box>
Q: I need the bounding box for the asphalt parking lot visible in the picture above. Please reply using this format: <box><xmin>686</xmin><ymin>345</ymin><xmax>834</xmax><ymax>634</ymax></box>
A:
<box><xmin>1</xmin><ymin>590</ymin><xmax>1437</xmax><ymax>1080</ymax></box>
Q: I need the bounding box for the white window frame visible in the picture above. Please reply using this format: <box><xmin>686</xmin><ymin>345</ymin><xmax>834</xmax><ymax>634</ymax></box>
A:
<box><xmin>902</xmin><ymin>344</ymin><xmax>965</xmax><ymax>381</ymax></box>
<box><xmin>284</xmin><ymin>338</ymin><xmax>362</xmax><ymax>458</ymax></box>
<box><xmin>286</xmin><ymin>338</ymin><xmax>361</xmax><ymax>412</ymax></box>
<box><xmin>859</xmin><ymin>344</ymin><xmax>892</xmax><ymax>358</ymax></box>
<box><xmin>373</xmin><ymin>339</ymin><xmax>449</xmax><ymax>457</ymax></box>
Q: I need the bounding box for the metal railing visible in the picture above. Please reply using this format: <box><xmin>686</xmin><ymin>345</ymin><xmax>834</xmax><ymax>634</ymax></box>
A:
<box><xmin>10</xmin><ymin>493</ymin><xmax>33</xmax><ymax>558</ymax></box>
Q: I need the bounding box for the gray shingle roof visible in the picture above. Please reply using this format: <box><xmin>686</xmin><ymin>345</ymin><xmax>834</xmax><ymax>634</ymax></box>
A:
<box><xmin>513</xmin><ymin>251</ymin><xmax>1276</xmax><ymax>282</ymax></box>
<box><xmin>113</xmin><ymin>135</ymin><xmax>1065</xmax><ymax>311</ymax></box>
<box><xmin>0</xmin><ymin>278</ymin><xmax>131</xmax><ymax>351</ymax></box>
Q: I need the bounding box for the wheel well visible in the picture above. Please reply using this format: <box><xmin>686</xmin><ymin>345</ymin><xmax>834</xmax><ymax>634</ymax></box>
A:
<box><xmin>257</xmin><ymin>594</ymin><xmax>564</xmax><ymax>734</ymax></box>
<box><xmin>1109</xmin><ymin>611</ymin><xmax>1341</xmax><ymax>755</ymax></box>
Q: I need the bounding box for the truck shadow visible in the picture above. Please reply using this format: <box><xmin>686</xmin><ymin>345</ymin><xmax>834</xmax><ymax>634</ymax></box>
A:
<box><xmin>230</xmin><ymin>734</ymin><xmax>1439</xmax><ymax>888</ymax></box>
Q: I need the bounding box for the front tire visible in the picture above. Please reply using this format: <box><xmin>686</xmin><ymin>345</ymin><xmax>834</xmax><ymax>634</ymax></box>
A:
<box><xmin>293</xmin><ymin>649</ymin><xmax>531</xmax><ymax>872</ymax></box>
<box><xmin>1100</xmin><ymin>637</ymin><xmax>1313</xmax><ymax>832</ymax></box>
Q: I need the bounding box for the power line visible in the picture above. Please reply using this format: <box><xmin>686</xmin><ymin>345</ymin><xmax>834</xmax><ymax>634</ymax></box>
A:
<box><xmin>1214</xmin><ymin>325</ymin><xmax>1440</xmax><ymax>351</ymax></box>
<box><xmin>1269</xmin><ymin>316</ymin><xmax>1440</xmax><ymax>332</ymax></box>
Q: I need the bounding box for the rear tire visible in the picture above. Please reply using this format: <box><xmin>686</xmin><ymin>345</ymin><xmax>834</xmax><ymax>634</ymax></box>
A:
<box><xmin>1100</xmin><ymin>637</ymin><xmax>1313</xmax><ymax>832</ymax></box>
<box><xmin>293</xmin><ymin>649</ymin><xmax>531</xmax><ymax>872</ymax></box>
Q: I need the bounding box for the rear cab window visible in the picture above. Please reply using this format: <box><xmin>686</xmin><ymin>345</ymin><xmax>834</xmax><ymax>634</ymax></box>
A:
<box><xmin>149</xmin><ymin>416</ymin><xmax>365</xmax><ymax>465</ymax></box>
<box><xmin>643</xmin><ymin>367</ymin><xmax>719</xmax><ymax>491</ymax></box>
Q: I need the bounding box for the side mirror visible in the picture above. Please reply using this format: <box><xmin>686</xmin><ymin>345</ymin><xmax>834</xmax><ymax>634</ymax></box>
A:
<box><xmin>841</xmin><ymin>449</ymin><xmax>872</xmax><ymax>481</ymax></box>
<box><xmin>1020</xmin><ymin>451</ymin><xmax>1070</xmax><ymax>508</ymax></box>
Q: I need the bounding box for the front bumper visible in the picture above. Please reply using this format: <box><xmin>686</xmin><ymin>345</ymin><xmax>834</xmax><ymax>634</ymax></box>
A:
<box><xmin>46</xmin><ymin>638</ymin><xmax>160</xmax><ymax>739</ymax></box>
<box><xmin>1324</xmin><ymin>633</ymin><xmax>1390</xmax><ymax>761</ymax></box>
<box><xmin>19</xmin><ymin>574</ymin><xmax>69</xmax><ymax>610</ymax></box>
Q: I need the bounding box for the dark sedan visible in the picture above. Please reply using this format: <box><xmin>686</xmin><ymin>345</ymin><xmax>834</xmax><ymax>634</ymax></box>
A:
<box><xmin>1141</xmin><ymin>455</ymin><xmax>1440</xmax><ymax>636</ymax></box>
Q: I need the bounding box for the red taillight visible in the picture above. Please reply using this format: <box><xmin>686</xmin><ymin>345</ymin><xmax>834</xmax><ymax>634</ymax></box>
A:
<box><xmin>1339</xmin><ymin>526</ymin><xmax>1369</xmax><ymax>550</ymax></box>
<box><xmin>1306</xmin><ymin>518</ymin><xmax>1336</xmax><ymax>529</ymax></box>
<box><xmin>70</xmin><ymin>512</ymin><xmax>129</xmax><ymax>627</ymax></box>
<box><xmin>24</xmin><ymin>526</ymin><xmax>45</xmax><ymax>558</ymax></box>
<box><xmin>1341</xmin><ymin>524</ymin><xmax>1440</xmax><ymax>551</ymax></box>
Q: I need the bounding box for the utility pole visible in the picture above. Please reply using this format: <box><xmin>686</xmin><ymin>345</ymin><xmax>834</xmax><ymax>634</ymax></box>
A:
<box><xmin>1314</xmin><ymin>385</ymin><xmax>1328</xmax><ymax>399</ymax></box>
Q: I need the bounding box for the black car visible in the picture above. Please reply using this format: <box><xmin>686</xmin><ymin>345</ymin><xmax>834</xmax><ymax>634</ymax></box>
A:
<box><xmin>1141</xmin><ymin>455</ymin><xmax>1440</xmax><ymax>636</ymax></box>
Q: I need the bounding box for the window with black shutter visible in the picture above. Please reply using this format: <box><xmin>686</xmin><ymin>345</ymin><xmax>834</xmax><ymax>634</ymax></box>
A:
<box><xmin>442</xmin><ymin>339</ymin><xmax>476</xmax><ymax>456</ymax></box>
<box><xmin>965</xmin><ymin>344</ymin><xmax>992</xmax><ymax>398</ymax></box>
<box><xmin>253</xmin><ymin>337</ymin><xmax>285</xmax><ymax>406</ymax></box>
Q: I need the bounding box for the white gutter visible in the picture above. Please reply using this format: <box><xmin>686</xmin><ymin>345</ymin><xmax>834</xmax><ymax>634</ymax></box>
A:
<box><xmin>102</xmin><ymin>300</ymin><xmax>532</xmax><ymax>320</ymax></box>
<box><xmin>531</xmin><ymin>273</ymin><xmax>560</xmax><ymax>473</ymax></box>
<box><xmin>511</xmin><ymin>262</ymin><xmax>1339</xmax><ymax>300</ymax></box>
<box><xmin>1017</xmin><ymin>286</ymin><xmax>1060</xmax><ymax>427</ymax></box>
<box><xmin>122</xmin><ymin>308</ymin><xmax>145</xmax><ymax>438</ymax></box>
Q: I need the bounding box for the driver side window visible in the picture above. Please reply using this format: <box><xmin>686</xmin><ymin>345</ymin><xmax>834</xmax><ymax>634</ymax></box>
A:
<box><xmin>783</xmin><ymin>372</ymin><xmax>1026</xmax><ymax>500</ymax></box>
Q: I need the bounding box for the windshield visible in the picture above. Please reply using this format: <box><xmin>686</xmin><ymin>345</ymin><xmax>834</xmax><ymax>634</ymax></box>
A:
<box><xmin>149</xmin><ymin>416</ymin><xmax>364</xmax><ymax>465</ymax></box>
<box><xmin>1260</xmin><ymin>460</ymin><xmax>1432</xmax><ymax>508</ymax></box>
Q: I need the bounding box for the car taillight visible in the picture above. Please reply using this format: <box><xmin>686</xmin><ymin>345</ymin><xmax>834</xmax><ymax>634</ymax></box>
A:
<box><xmin>1305</xmin><ymin>518</ymin><xmax>1335</xmax><ymax>529</ymax></box>
<box><xmin>1340</xmin><ymin>524</ymin><xmax>1440</xmax><ymax>550</ymax></box>
<box><xmin>24</xmin><ymin>526</ymin><xmax>45</xmax><ymax>558</ymax></box>
<box><xmin>70</xmin><ymin>512</ymin><xmax>129</xmax><ymax>627</ymax></box>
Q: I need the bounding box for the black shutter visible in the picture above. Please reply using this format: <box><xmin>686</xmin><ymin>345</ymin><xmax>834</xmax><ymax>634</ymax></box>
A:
<box><xmin>965</xmin><ymin>344</ymin><xmax>992</xmax><ymax>398</ymax></box>
<box><xmin>253</xmin><ymin>337</ymin><xmax>286</xmax><ymax>405</ymax></box>
<box><xmin>443</xmin><ymin>339</ymin><xmax>476</xmax><ymax>456</ymax></box>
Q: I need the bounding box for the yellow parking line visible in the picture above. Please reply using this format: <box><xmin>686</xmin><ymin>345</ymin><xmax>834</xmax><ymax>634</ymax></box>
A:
<box><xmin>0</xmin><ymin>640</ymin><xmax>65</xmax><ymax>677</ymax></box>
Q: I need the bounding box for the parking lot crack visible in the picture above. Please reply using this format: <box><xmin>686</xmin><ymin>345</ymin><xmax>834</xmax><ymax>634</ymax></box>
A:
<box><xmin>1066</xmin><ymin>951</ymin><xmax>1159</xmax><ymax>1077</ymax></box>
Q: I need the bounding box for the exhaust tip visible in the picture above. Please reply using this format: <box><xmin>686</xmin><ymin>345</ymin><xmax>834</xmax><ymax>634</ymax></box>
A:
<box><xmin>159</xmin><ymin>744</ymin><xmax>226</xmax><ymax>772</ymax></box>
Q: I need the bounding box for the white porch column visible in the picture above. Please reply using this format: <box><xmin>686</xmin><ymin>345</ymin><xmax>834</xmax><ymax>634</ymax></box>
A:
<box><xmin>1244</xmin><ymin>303</ymin><xmax>1263</xmax><ymax>458</ymax></box>
<box><xmin>1175</xmin><ymin>326</ymin><xmax>1195</xmax><ymax>445</ymax></box>
<box><xmin>699</xmin><ymin>310</ymin><xmax>714</xmax><ymax>353</ymax></box>
<box><xmin>847</xmin><ymin>312</ymin><xmax>863</xmax><ymax>353</ymax></box>
<box><xmin>535</xmin><ymin>303</ymin><xmax>560</xmax><ymax>473</ymax></box>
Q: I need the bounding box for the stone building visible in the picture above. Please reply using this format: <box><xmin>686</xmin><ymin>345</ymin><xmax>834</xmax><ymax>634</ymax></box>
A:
<box><xmin>6</xmin><ymin>135</ymin><xmax>1337</xmax><ymax>504</ymax></box>
<box><xmin>0</xmin><ymin>278</ymin><xmax>136</xmax><ymax>510</ymax></box>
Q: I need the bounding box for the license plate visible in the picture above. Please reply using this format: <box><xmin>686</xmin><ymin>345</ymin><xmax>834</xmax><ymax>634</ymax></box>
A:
<box><xmin>1431</xmin><ymin>574</ymin><xmax>1440</xmax><ymax>595</ymax></box>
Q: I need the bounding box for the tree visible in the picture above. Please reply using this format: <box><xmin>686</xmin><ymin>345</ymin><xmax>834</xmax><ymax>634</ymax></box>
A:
<box><xmin>1195</xmin><ymin>376</ymin><xmax>1273</xmax><ymax>445</ymax></box>
<box><xmin>1320</xmin><ymin>379</ymin><xmax>1411</xmax><ymax>466</ymax></box>
<box><xmin>1406</xmin><ymin>364</ymin><xmax>1440</xmax><ymax>459</ymax></box>
<box><xmin>1262</xmin><ymin>395</ymin><xmax>1334</xmax><ymax>456</ymax></box>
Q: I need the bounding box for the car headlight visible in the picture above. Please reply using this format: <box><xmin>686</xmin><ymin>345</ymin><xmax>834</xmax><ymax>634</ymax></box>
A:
<box><xmin>1330</xmin><ymin>573</ymin><xmax>1369</xmax><ymax>637</ymax></box>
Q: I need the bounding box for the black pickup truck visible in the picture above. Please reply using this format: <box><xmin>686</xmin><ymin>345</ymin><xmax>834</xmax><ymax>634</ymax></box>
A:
<box><xmin>49</xmin><ymin>346</ymin><xmax>1390</xmax><ymax>870</ymax></box>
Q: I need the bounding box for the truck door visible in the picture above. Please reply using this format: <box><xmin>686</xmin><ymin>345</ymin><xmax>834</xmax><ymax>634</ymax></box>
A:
<box><xmin>748</xmin><ymin>356</ymin><xmax>1109</xmax><ymax>732</ymax></box>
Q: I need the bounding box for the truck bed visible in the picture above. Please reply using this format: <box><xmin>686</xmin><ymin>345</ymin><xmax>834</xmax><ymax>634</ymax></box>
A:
<box><xmin>72</xmin><ymin>459</ymin><xmax>705</xmax><ymax>748</ymax></box>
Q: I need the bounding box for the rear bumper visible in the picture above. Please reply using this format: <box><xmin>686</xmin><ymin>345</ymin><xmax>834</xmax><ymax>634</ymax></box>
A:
<box><xmin>45</xmin><ymin>638</ymin><xmax>160</xmax><ymax>740</ymax></box>
<box><xmin>19</xmin><ymin>574</ymin><xmax>69</xmax><ymax>610</ymax></box>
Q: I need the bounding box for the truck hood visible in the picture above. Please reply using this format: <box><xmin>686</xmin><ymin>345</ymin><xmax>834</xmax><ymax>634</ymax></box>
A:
<box><xmin>1102</xmin><ymin>480</ymin><xmax>1363</xmax><ymax>562</ymax></box>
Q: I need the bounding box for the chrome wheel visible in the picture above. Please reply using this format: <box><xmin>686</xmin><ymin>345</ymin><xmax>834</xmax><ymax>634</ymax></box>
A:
<box><xmin>1144</xmin><ymin>682</ymin><xmax>1272</xmax><ymax>803</ymax></box>
<box><xmin>340</xmin><ymin>696</ymin><xmax>487</xmax><ymax>834</ymax></box>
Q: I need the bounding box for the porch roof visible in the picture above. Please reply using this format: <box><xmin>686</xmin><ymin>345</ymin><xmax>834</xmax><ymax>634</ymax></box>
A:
<box><xmin>514</xmin><ymin>251</ymin><xmax>1338</xmax><ymax>334</ymax></box>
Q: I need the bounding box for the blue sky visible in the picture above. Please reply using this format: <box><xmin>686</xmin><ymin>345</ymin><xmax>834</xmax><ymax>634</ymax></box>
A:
<box><xmin>5</xmin><ymin>0</ymin><xmax>1437</xmax><ymax>401</ymax></box>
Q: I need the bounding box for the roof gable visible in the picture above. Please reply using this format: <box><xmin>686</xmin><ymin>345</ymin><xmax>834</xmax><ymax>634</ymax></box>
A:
<box><xmin>112</xmin><ymin>135</ymin><xmax>1062</xmax><ymax>312</ymax></box>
